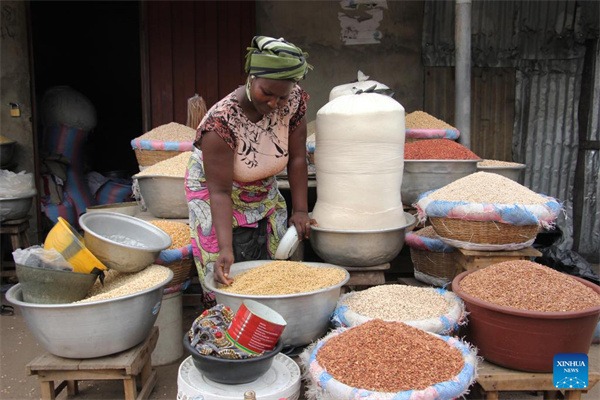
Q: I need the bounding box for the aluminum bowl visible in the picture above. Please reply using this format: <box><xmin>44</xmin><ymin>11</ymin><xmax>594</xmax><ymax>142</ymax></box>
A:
<box><xmin>204</xmin><ymin>261</ymin><xmax>350</xmax><ymax>348</ymax></box>
<box><xmin>5</xmin><ymin>268</ymin><xmax>173</xmax><ymax>358</ymax></box>
<box><xmin>134</xmin><ymin>175</ymin><xmax>188</xmax><ymax>219</ymax></box>
<box><xmin>79</xmin><ymin>212</ymin><xmax>171</xmax><ymax>272</ymax></box>
<box><xmin>309</xmin><ymin>212</ymin><xmax>416</xmax><ymax>267</ymax></box>
<box><xmin>86</xmin><ymin>201</ymin><xmax>140</xmax><ymax>216</ymax></box>
<box><xmin>401</xmin><ymin>159</ymin><xmax>480</xmax><ymax>206</ymax></box>
<box><xmin>0</xmin><ymin>191</ymin><xmax>36</xmax><ymax>222</ymax></box>
<box><xmin>477</xmin><ymin>164</ymin><xmax>525</xmax><ymax>182</ymax></box>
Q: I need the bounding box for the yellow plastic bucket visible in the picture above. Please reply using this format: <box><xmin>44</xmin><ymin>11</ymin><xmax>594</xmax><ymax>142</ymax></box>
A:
<box><xmin>44</xmin><ymin>217</ymin><xmax>108</xmax><ymax>274</ymax></box>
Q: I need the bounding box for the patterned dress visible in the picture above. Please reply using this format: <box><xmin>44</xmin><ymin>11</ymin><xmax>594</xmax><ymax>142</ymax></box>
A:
<box><xmin>185</xmin><ymin>85</ymin><xmax>308</xmax><ymax>286</ymax></box>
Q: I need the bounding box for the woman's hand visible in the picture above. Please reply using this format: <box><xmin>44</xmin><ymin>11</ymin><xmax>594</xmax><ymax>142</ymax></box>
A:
<box><xmin>214</xmin><ymin>249</ymin><xmax>235</xmax><ymax>285</ymax></box>
<box><xmin>289</xmin><ymin>210</ymin><xmax>316</xmax><ymax>240</ymax></box>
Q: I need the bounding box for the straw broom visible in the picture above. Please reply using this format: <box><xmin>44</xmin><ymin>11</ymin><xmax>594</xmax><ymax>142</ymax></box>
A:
<box><xmin>186</xmin><ymin>94</ymin><xmax>207</xmax><ymax>129</ymax></box>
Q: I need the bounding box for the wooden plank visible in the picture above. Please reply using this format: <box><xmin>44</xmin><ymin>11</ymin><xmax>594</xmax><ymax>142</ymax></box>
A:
<box><xmin>456</xmin><ymin>247</ymin><xmax>542</xmax><ymax>272</ymax></box>
<box><xmin>171</xmin><ymin>1</ymin><xmax>196</xmax><ymax>125</ymax></box>
<box><xmin>27</xmin><ymin>353</ymin><xmax>82</xmax><ymax>373</ymax></box>
<box><xmin>36</xmin><ymin>369</ymin><xmax>126</xmax><ymax>381</ymax></box>
<box><xmin>136</xmin><ymin>369</ymin><xmax>157</xmax><ymax>400</ymax></box>
<box><xmin>458</xmin><ymin>247</ymin><xmax>542</xmax><ymax>258</ymax></box>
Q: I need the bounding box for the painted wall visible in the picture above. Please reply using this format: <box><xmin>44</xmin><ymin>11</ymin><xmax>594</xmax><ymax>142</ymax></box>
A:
<box><xmin>1</xmin><ymin>1</ymin><xmax>39</xmax><ymax>243</ymax></box>
<box><xmin>255</xmin><ymin>0</ymin><xmax>425</xmax><ymax>121</ymax></box>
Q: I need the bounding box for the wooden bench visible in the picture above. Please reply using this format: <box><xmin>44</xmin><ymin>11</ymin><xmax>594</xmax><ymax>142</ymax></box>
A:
<box><xmin>456</xmin><ymin>246</ymin><xmax>542</xmax><ymax>272</ymax></box>
<box><xmin>26</xmin><ymin>327</ymin><xmax>159</xmax><ymax>400</ymax></box>
<box><xmin>476</xmin><ymin>351</ymin><xmax>600</xmax><ymax>400</ymax></box>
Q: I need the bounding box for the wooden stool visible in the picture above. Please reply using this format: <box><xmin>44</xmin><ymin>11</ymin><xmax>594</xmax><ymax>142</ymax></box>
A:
<box><xmin>27</xmin><ymin>327</ymin><xmax>159</xmax><ymax>400</ymax></box>
<box><xmin>0</xmin><ymin>216</ymin><xmax>31</xmax><ymax>279</ymax></box>
<box><xmin>456</xmin><ymin>246</ymin><xmax>541</xmax><ymax>272</ymax></box>
<box><xmin>476</xmin><ymin>349</ymin><xmax>600</xmax><ymax>400</ymax></box>
<box><xmin>343</xmin><ymin>263</ymin><xmax>390</xmax><ymax>287</ymax></box>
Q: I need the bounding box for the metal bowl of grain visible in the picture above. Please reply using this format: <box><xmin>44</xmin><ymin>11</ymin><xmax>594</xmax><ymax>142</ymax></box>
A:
<box><xmin>204</xmin><ymin>260</ymin><xmax>349</xmax><ymax>349</ymax></box>
<box><xmin>5</xmin><ymin>267</ymin><xmax>173</xmax><ymax>358</ymax></box>
<box><xmin>477</xmin><ymin>160</ymin><xmax>526</xmax><ymax>182</ymax></box>
<box><xmin>309</xmin><ymin>212</ymin><xmax>416</xmax><ymax>267</ymax></box>
<box><xmin>401</xmin><ymin>160</ymin><xmax>480</xmax><ymax>206</ymax></box>
<box><xmin>134</xmin><ymin>175</ymin><xmax>188</xmax><ymax>219</ymax></box>
<box><xmin>79</xmin><ymin>212</ymin><xmax>172</xmax><ymax>272</ymax></box>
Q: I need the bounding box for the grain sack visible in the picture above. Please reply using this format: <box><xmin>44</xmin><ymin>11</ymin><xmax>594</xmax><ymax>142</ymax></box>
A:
<box><xmin>331</xmin><ymin>285</ymin><xmax>465</xmax><ymax>335</ymax></box>
<box><xmin>312</xmin><ymin>93</ymin><xmax>406</xmax><ymax>230</ymax></box>
<box><xmin>328</xmin><ymin>70</ymin><xmax>391</xmax><ymax>101</ymax></box>
<box><xmin>300</xmin><ymin>319</ymin><xmax>478</xmax><ymax>400</ymax></box>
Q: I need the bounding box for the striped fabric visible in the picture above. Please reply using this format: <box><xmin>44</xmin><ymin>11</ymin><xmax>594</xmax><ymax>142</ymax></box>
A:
<box><xmin>244</xmin><ymin>36</ymin><xmax>312</xmax><ymax>81</ymax></box>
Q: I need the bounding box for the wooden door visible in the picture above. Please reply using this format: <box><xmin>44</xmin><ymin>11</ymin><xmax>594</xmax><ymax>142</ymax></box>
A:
<box><xmin>141</xmin><ymin>1</ymin><xmax>255</xmax><ymax>130</ymax></box>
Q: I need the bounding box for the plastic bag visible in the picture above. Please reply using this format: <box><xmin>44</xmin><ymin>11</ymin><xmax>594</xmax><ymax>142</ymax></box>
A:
<box><xmin>0</xmin><ymin>170</ymin><xmax>36</xmax><ymax>198</ymax></box>
<box><xmin>12</xmin><ymin>246</ymin><xmax>73</xmax><ymax>271</ymax></box>
<box><xmin>535</xmin><ymin>245</ymin><xmax>599</xmax><ymax>285</ymax></box>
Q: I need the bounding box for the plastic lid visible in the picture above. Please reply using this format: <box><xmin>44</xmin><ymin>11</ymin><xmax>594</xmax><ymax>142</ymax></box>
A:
<box><xmin>274</xmin><ymin>226</ymin><xmax>300</xmax><ymax>260</ymax></box>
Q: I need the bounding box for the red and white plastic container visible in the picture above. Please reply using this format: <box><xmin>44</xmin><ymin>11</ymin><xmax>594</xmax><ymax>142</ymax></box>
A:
<box><xmin>226</xmin><ymin>300</ymin><xmax>286</xmax><ymax>354</ymax></box>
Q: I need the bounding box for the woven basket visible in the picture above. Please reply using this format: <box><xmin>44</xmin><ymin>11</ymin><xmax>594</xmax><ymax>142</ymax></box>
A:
<box><xmin>164</xmin><ymin>257</ymin><xmax>194</xmax><ymax>288</ymax></box>
<box><xmin>429</xmin><ymin>217</ymin><xmax>539</xmax><ymax>245</ymax></box>
<box><xmin>410</xmin><ymin>248</ymin><xmax>460</xmax><ymax>282</ymax></box>
<box><xmin>134</xmin><ymin>148</ymin><xmax>182</xmax><ymax>168</ymax></box>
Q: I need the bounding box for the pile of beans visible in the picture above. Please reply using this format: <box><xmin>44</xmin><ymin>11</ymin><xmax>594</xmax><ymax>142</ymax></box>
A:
<box><xmin>220</xmin><ymin>261</ymin><xmax>346</xmax><ymax>295</ymax></box>
<box><xmin>458</xmin><ymin>260</ymin><xmax>600</xmax><ymax>312</ymax></box>
<box><xmin>316</xmin><ymin>319</ymin><xmax>464</xmax><ymax>392</ymax></box>
<box><xmin>137</xmin><ymin>122</ymin><xmax>196</xmax><ymax>142</ymax></box>
<box><xmin>76</xmin><ymin>265</ymin><xmax>171</xmax><ymax>303</ymax></box>
<box><xmin>149</xmin><ymin>220</ymin><xmax>190</xmax><ymax>249</ymax></box>
<box><xmin>404</xmin><ymin>139</ymin><xmax>479</xmax><ymax>160</ymax></box>
<box><xmin>478</xmin><ymin>159</ymin><xmax>524</xmax><ymax>167</ymax></box>
<box><xmin>428</xmin><ymin>171</ymin><xmax>547</xmax><ymax>204</ymax></box>
<box><xmin>136</xmin><ymin>151</ymin><xmax>191</xmax><ymax>177</ymax></box>
<box><xmin>341</xmin><ymin>284</ymin><xmax>451</xmax><ymax>321</ymax></box>
<box><xmin>405</xmin><ymin>111</ymin><xmax>456</xmax><ymax>130</ymax></box>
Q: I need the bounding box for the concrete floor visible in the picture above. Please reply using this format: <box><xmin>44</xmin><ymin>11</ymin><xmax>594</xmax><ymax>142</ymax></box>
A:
<box><xmin>1</xmin><ymin>288</ymin><xmax>599</xmax><ymax>400</ymax></box>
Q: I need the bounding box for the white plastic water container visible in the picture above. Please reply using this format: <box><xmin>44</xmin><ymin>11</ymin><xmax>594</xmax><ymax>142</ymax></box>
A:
<box><xmin>152</xmin><ymin>291</ymin><xmax>183</xmax><ymax>366</ymax></box>
<box><xmin>177</xmin><ymin>353</ymin><xmax>301</xmax><ymax>400</ymax></box>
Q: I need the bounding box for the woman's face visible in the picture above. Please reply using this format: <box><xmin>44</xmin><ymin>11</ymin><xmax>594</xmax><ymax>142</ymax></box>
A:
<box><xmin>249</xmin><ymin>77</ymin><xmax>295</xmax><ymax>115</ymax></box>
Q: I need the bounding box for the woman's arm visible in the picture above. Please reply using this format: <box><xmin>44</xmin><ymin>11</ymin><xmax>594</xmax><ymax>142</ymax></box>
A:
<box><xmin>201</xmin><ymin>131</ymin><xmax>235</xmax><ymax>285</ymax></box>
<box><xmin>286</xmin><ymin>117</ymin><xmax>312</xmax><ymax>239</ymax></box>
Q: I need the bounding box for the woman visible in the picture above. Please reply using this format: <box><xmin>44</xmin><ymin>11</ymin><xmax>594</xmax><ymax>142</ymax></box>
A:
<box><xmin>185</xmin><ymin>36</ymin><xmax>314</xmax><ymax>302</ymax></box>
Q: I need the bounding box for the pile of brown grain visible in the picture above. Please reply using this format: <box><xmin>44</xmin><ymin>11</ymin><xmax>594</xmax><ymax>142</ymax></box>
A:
<box><xmin>220</xmin><ymin>261</ymin><xmax>347</xmax><ymax>295</ymax></box>
<box><xmin>458</xmin><ymin>260</ymin><xmax>600</xmax><ymax>312</ymax></box>
<box><xmin>405</xmin><ymin>111</ymin><xmax>456</xmax><ymax>130</ymax></box>
<box><xmin>149</xmin><ymin>220</ymin><xmax>190</xmax><ymax>249</ymax></box>
<box><xmin>316</xmin><ymin>319</ymin><xmax>464</xmax><ymax>392</ymax></box>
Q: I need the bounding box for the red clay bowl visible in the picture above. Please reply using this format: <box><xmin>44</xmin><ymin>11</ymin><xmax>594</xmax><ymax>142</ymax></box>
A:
<box><xmin>452</xmin><ymin>270</ymin><xmax>600</xmax><ymax>372</ymax></box>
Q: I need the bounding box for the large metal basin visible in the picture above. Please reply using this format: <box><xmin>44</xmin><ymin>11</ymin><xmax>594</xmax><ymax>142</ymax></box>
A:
<box><xmin>79</xmin><ymin>212</ymin><xmax>171</xmax><ymax>272</ymax></box>
<box><xmin>309</xmin><ymin>212</ymin><xmax>416</xmax><ymax>267</ymax></box>
<box><xmin>134</xmin><ymin>175</ymin><xmax>188</xmax><ymax>219</ymax></box>
<box><xmin>401</xmin><ymin>159</ymin><xmax>480</xmax><ymax>206</ymax></box>
<box><xmin>0</xmin><ymin>191</ymin><xmax>36</xmax><ymax>222</ymax></box>
<box><xmin>204</xmin><ymin>260</ymin><xmax>349</xmax><ymax>348</ymax></box>
<box><xmin>5</xmin><ymin>269</ymin><xmax>172</xmax><ymax>358</ymax></box>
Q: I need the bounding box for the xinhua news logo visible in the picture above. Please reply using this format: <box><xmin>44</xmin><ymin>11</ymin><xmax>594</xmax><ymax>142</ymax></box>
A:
<box><xmin>553</xmin><ymin>353</ymin><xmax>588</xmax><ymax>389</ymax></box>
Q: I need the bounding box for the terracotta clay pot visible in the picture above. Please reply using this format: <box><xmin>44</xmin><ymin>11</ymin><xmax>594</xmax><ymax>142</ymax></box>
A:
<box><xmin>452</xmin><ymin>270</ymin><xmax>600</xmax><ymax>372</ymax></box>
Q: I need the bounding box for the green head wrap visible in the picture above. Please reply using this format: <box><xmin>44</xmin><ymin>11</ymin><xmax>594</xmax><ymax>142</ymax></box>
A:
<box><xmin>244</xmin><ymin>36</ymin><xmax>312</xmax><ymax>82</ymax></box>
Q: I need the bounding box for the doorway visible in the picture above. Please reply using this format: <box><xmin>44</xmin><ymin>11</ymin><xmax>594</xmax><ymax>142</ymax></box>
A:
<box><xmin>30</xmin><ymin>1</ymin><xmax>142</xmax><ymax>176</ymax></box>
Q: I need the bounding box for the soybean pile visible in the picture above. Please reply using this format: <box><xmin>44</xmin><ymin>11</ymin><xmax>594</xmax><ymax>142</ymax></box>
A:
<box><xmin>136</xmin><ymin>151</ymin><xmax>191</xmax><ymax>177</ymax></box>
<box><xmin>219</xmin><ymin>261</ymin><xmax>347</xmax><ymax>295</ymax></box>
